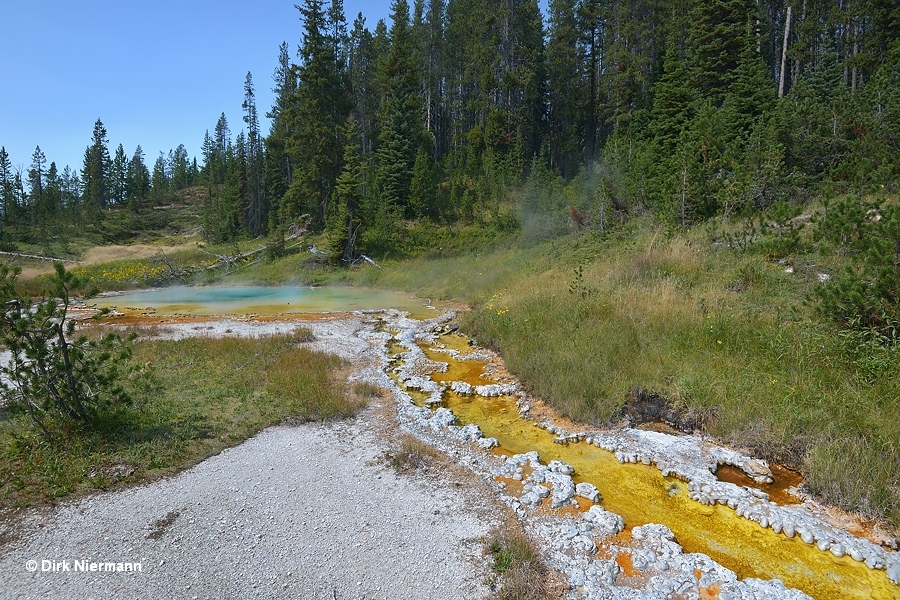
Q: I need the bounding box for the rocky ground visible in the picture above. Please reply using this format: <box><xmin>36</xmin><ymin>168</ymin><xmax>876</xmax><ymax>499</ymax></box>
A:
<box><xmin>1</xmin><ymin>310</ymin><xmax>898</xmax><ymax>600</ymax></box>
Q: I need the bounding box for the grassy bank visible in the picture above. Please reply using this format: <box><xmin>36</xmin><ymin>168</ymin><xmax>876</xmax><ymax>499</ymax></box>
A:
<box><xmin>356</xmin><ymin>216</ymin><xmax>900</xmax><ymax>527</ymax></box>
<box><xmin>0</xmin><ymin>331</ymin><xmax>365</xmax><ymax>508</ymax></box>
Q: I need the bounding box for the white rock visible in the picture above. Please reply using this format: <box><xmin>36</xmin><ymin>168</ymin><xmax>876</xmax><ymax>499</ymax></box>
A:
<box><xmin>458</xmin><ymin>423</ymin><xmax>483</xmax><ymax>441</ymax></box>
<box><xmin>887</xmin><ymin>561</ymin><xmax>900</xmax><ymax>584</ymax></box>
<box><xmin>584</xmin><ymin>506</ymin><xmax>625</xmax><ymax>536</ymax></box>
<box><xmin>575</xmin><ymin>482</ymin><xmax>602</xmax><ymax>503</ymax></box>
<box><xmin>477</xmin><ymin>436</ymin><xmax>499</xmax><ymax>449</ymax></box>
<box><xmin>548</xmin><ymin>460</ymin><xmax>575</xmax><ymax>475</ymax></box>
<box><xmin>428</xmin><ymin>407</ymin><xmax>457</xmax><ymax>428</ymax></box>
<box><xmin>450</xmin><ymin>381</ymin><xmax>472</xmax><ymax>395</ymax></box>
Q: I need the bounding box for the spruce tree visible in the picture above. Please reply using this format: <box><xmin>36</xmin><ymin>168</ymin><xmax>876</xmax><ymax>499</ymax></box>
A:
<box><xmin>282</xmin><ymin>0</ymin><xmax>350</xmax><ymax>228</ymax></box>
<box><xmin>126</xmin><ymin>146</ymin><xmax>150</xmax><ymax>212</ymax></box>
<box><xmin>111</xmin><ymin>144</ymin><xmax>128</xmax><ymax>205</ymax></box>
<box><xmin>328</xmin><ymin>116</ymin><xmax>365</xmax><ymax>262</ymax></box>
<box><xmin>720</xmin><ymin>19</ymin><xmax>776</xmax><ymax>139</ymax></box>
<box><xmin>374</xmin><ymin>0</ymin><xmax>424</xmax><ymax>217</ymax></box>
<box><xmin>686</xmin><ymin>0</ymin><xmax>755</xmax><ymax>106</ymax></box>
<box><xmin>242</xmin><ymin>72</ymin><xmax>265</xmax><ymax>236</ymax></box>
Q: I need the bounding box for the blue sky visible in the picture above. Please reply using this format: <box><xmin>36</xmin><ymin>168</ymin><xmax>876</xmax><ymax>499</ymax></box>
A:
<box><xmin>0</xmin><ymin>0</ymin><xmax>393</xmax><ymax>174</ymax></box>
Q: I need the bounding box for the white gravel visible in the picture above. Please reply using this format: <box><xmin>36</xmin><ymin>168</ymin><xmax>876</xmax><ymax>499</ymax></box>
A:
<box><xmin>0</xmin><ymin>315</ymin><xmax>498</xmax><ymax>600</ymax></box>
<box><xmin>0</xmin><ymin>415</ymin><xmax>495</xmax><ymax>600</ymax></box>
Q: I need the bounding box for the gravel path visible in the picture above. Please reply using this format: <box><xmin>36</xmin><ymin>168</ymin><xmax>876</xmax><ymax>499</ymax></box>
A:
<box><xmin>0</xmin><ymin>415</ymin><xmax>495</xmax><ymax>600</ymax></box>
<box><xmin>0</xmin><ymin>315</ymin><xmax>499</xmax><ymax>600</ymax></box>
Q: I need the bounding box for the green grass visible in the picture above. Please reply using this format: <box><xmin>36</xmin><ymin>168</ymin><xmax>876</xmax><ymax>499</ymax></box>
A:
<box><xmin>485</xmin><ymin>528</ymin><xmax>554</xmax><ymax>600</ymax></box>
<box><xmin>0</xmin><ymin>332</ymin><xmax>364</xmax><ymax>508</ymax></box>
<box><xmin>354</xmin><ymin>215</ymin><xmax>900</xmax><ymax>526</ymax></box>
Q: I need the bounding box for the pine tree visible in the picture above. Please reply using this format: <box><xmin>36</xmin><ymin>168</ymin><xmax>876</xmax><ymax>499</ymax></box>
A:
<box><xmin>409</xmin><ymin>147</ymin><xmax>436</xmax><ymax>218</ymax></box>
<box><xmin>27</xmin><ymin>146</ymin><xmax>46</xmax><ymax>225</ymax></box>
<box><xmin>59</xmin><ymin>166</ymin><xmax>81</xmax><ymax>222</ymax></box>
<box><xmin>547</xmin><ymin>0</ymin><xmax>582</xmax><ymax>178</ymax></box>
<box><xmin>844</xmin><ymin>39</ymin><xmax>900</xmax><ymax>190</ymax></box>
<box><xmin>786</xmin><ymin>45</ymin><xmax>845</xmax><ymax>167</ymax></box>
<box><xmin>648</xmin><ymin>41</ymin><xmax>695</xmax><ymax>156</ymax></box>
<box><xmin>347</xmin><ymin>13</ymin><xmax>381</xmax><ymax>157</ymax></box>
<box><xmin>599</xmin><ymin>0</ymin><xmax>660</xmax><ymax>136</ymax></box>
<box><xmin>150</xmin><ymin>152</ymin><xmax>170</xmax><ymax>205</ymax></box>
<box><xmin>200</xmin><ymin>130</ymin><xmax>216</xmax><ymax>185</ymax></box>
<box><xmin>328</xmin><ymin>0</ymin><xmax>350</xmax><ymax>71</ymax></box>
<box><xmin>495</xmin><ymin>0</ymin><xmax>544</xmax><ymax>164</ymax></box>
<box><xmin>417</xmin><ymin>0</ymin><xmax>447</xmax><ymax>160</ymax></box>
<box><xmin>170</xmin><ymin>144</ymin><xmax>191</xmax><ymax>191</ymax></box>
<box><xmin>81</xmin><ymin>118</ymin><xmax>111</xmax><ymax>219</ymax></box>
<box><xmin>230</xmin><ymin>131</ymin><xmax>250</xmax><ymax>236</ymax></box>
<box><xmin>43</xmin><ymin>162</ymin><xmax>61</xmax><ymax>224</ymax></box>
<box><xmin>265</xmin><ymin>41</ymin><xmax>296</xmax><ymax>209</ymax></box>
<box><xmin>0</xmin><ymin>147</ymin><xmax>15</xmax><ymax>226</ymax></box>
<box><xmin>212</xmin><ymin>114</ymin><xmax>231</xmax><ymax>185</ymax></box>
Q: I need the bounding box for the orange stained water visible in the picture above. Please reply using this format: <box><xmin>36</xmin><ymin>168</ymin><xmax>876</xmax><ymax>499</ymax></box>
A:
<box><xmin>615</xmin><ymin>550</ymin><xmax>642</xmax><ymax>578</ymax></box>
<box><xmin>416</xmin><ymin>336</ymin><xmax>898</xmax><ymax>600</ymax></box>
<box><xmin>716</xmin><ymin>463</ymin><xmax>804</xmax><ymax>506</ymax></box>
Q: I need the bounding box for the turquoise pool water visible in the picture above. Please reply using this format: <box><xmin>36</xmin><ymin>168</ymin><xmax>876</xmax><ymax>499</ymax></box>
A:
<box><xmin>91</xmin><ymin>285</ymin><xmax>446</xmax><ymax>318</ymax></box>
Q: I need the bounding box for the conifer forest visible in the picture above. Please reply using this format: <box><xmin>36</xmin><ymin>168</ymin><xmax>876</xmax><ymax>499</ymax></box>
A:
<box><xmin>1</xmin><ymin>0</ymin><xmax>897</xmax><ymax>261</ymax></box>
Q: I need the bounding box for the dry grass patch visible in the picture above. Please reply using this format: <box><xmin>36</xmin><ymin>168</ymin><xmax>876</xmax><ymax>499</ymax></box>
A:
<box><xmin>383</xmin><ymin>434</ymin><xmax>442</xmax><ymax>473</ymax></box>
<box><xmin>81</xmin><ymin>243</ymin><xmax>199</xmax><ymax>265</ymax></box>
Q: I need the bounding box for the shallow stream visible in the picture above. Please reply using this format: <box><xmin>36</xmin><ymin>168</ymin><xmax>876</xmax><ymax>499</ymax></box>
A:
<box><xmin>407</xmin><ymin>331</ymin><xmax>898</xmax><ymax>600</ymax></box>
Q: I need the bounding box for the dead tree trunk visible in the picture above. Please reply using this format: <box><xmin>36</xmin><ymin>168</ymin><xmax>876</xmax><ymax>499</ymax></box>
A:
<box><xmin>779</xmin><ymin>6</ymin><xmax>793</xmax><ymax>99</ymax></box>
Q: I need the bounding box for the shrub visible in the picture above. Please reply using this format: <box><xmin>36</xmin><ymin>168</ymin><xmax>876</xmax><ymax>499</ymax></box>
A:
<box><xmin>814</xmin><ymin>200</ymin><xmax>900</xmax><ymax>336</ymax></box>
<box><xmin>0</xmin><ymin>263</ymin><xmax>135</xmax><ymax>436</ymax></box>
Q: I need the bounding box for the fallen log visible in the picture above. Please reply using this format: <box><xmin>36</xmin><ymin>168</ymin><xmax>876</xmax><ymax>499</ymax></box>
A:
<box><xmin>199</xmin><ymin>216</ymin><xmax>311</xmax><ymax>273</ymax></box>
<box><xmin>0</xmin><ymin>251</ymin><xmax>78</xmax><ymax>263</ymax></box>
